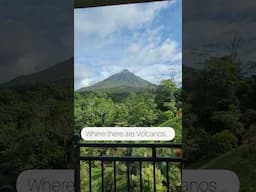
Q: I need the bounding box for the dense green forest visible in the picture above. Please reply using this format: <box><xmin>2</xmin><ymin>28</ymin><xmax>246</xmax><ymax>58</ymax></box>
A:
<box><xmin>0</xmin><ymin>59</ymin><xmax>74</xmax><ymax>188</ymax></box>
<box><xmin>75</xmin><ymin>79</ymin><xmax>182</xmax><ymax>192</ymax></box>
<box><xmin>0</xmin><ymin>83</ymin><xmax>74</xmax><ymax>187</ymax></box>
<box><xmin>183</xmin><ymin>55</ymin><xmax>256</xmax><ymax>192</ymax></box>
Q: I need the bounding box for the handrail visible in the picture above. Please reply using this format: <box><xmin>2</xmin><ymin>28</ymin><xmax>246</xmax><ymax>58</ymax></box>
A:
<box><xmin>79</xmin><ymin>142</ymin><xmax>182</xmax><ymax>148</ymax></box>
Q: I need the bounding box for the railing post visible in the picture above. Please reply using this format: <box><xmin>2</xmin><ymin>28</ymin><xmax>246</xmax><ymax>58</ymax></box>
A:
<box><xmin>127</xmin><ymin>161</ymin><xmax>130</xmax><ymax>192</ymax></box>
<box><xmin>152</xmin><ymin>146</ymin><xmax>156</xmax><ymax>192</ymax></box>
<box><xmin>166</xmin><ymin>161</ymin><xmax>170</xmax><ymax>192</ymax></box>
<box><xmin>139</xmin><ymin>161</ymin><xmax>143</xmax><ymax>192</ymax></box>
<box><xmin>74</xmin><ymin>134</ymin><xmax>81</xmax><ymax>192</ymax></box>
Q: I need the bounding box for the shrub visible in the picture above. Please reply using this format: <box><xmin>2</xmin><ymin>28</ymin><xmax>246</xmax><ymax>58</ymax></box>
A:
<box><xmin>212</xmin><ymin>130</ymin><xmax>238</xmax><ymax>153</ymax></box>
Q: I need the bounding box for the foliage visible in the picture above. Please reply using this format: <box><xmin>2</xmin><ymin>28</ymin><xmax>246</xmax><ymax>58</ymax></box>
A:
<box><xmin>212</xmin><ymin>130</ymin><xmax>238</xmax><ymax>154</ymax></box>
<box><xmin>0</xmin><ymin>84</ymin><xmax>74</xmax><ymax>186</ymax></box>
<box><xmin>75</xmin><ymin>79</ymin><xmax>182</xmax><ymax>191</ymax></box>
<box><xmin>183</xmin><ymin>55</ymin><xmax>256</xmax><ymax>170</ymax></box>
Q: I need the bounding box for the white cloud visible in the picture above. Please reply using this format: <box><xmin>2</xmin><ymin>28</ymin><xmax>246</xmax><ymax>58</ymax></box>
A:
<box><xmin>78</xmin><ymin>28</ymin><xmax>182</xmax><ymax>87</ymax></box>
<box><xmin>75</xmin><ymin>1</ymin><xmax>172</xmax><ymax>41</ymax></box>
<box><xmin>80</xmin><ymin>78</ymin><xmax>91</xmax><ymax>87</ymax></box>
<box><xmin>114</xmin><ymin>28</ymin><xmax>182</xmax><ymax>83</ymax></box>
<box><xmin>74</xmin><ymin>62</ymin><xmax>94</xmax><ymax>89</ymax></box>
<box><xmin>125</xmin><ymin>38</ymin><xmax>181</xmax><ymax>64</ymax></box>
<box><xmin>74</xmin><ymin>1</ymin><xmax>181</xmax><ymax>90</ymax></box>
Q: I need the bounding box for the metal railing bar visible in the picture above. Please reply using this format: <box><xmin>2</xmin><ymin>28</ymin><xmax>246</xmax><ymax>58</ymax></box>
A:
<box><xmin>127</xmin><ymin>162</ymin><xmax>130</xmax><ymax>192</ymax></box>
<box><xmin>79</xmin><ymin>143</ymin><xmax>182</xmax><ymax>148</ymax></box>
<box><xmin>113</xmin><ymin>161</ymin><xmax>117</xmax><ymax>192</ymax></box>
<box><xmin>152</xmin><ymin>147</ymin><xmax>156</xmax><ymax>192</ymax></box>
<box><xmin>139</xmin><ymin>161</ymin><xmax>143</xmax><ymax>192</ymax></box>
<box><xmin>101</xmin><ymin>161</ymin><xmax>104</xmax><ymax>192</ymax></box>
<box><xmin>89</xmin><ymin>160</ymin><xmax>92</xmax><ymax>192</ymax></box>
<box><xmin>76</xmin><ymin>141</ymin><xmax>183</xmax><ymax>192</ymax></box>
<box><xmin>80</xmin><ymin>156</ymin><xmax>182</xmax><ymax>162</ymax></box>
<box><xmin>153</xmin><ymin>161</ymin><xmax>156</xmax><ymax>192</ymax></box>
<box><xmin>166</xmin><ymin>161</ymin><xmax>170</xmax><ymax>192</ymax></box>
<box><xmin>75</xmin><ymin>144</ymin><xmax>80</xmax><ymax>192</ymax></box>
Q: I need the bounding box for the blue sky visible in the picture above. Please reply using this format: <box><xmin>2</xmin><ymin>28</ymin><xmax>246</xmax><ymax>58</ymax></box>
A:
<box><xmin>74</xmin><ymin>0</ymin><xmax>182</xmax><ymax>90</ymax></box>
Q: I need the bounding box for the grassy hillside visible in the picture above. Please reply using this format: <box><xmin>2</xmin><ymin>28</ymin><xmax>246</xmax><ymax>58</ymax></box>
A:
<box><xmin>201</xmin><ymin>145</ymin><xmax>256</xmax><ymax>192</ymax></box>
<box><xmin>159</xmin><ymin>117</ymin><xmax>182</xmax><ymax>143</ymax></box>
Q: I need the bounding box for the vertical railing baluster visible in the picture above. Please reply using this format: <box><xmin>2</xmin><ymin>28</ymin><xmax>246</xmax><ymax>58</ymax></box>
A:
<box><xmin>101</xmin><ymin>161</ymin><xmax>104</xmax><ymax>192</ymax></box>
<box><xmin>74</xmin><ymin>135</ymin><xmax>80</xmax><ymax>192</ymax></box>
<box><xmin>127</xmin><ymin>161</ymin><xmax>130</xmax><ymax>192</ymax></box>
<box><xmin>139</xmin><ymin>161</ymin><xmax>142</xmax><ymax>192</ymax></box>
<box><xmin>152</xmin><ymin>147</ymin><xmax>156</xmax><ymax>192</ymax></box>
<box><xmin>166</xmin><ymin>161</ymin><xmax>170</xmax><ymax>192</ymax></box>
<box><xmin>180</xmin><ymin>162</ymin><xmax>183</xmax><ymax>180</ymax></box>
<box><xmin>113</xmin><ymin>161</ymin><xmax>117</xmax><ymax>192</ymax></box>
<box><xmin>89</xmin><ymin>160</ymin><xmax>92</xmax><ymax>192</ymax></box>
<box><xmin>153</xmin><ymin>161</ymin><xmax>156</xmax><ymax>192</ymax></box>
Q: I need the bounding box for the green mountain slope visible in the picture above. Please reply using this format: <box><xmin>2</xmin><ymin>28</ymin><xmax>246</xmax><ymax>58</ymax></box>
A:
<box><xmin>1</xmin><ymin>58</ymin><xmax>73</xmax><ymax>88</ymax></box>
<box><xmin>201</xmin><ymin>145</ymin><xmax>256</xmax><ymax>192</ymax></box>
<box><xmin>78</xmin><ymin>69</ymin><xmax>155</xmax><ymax>92</ymax></box>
